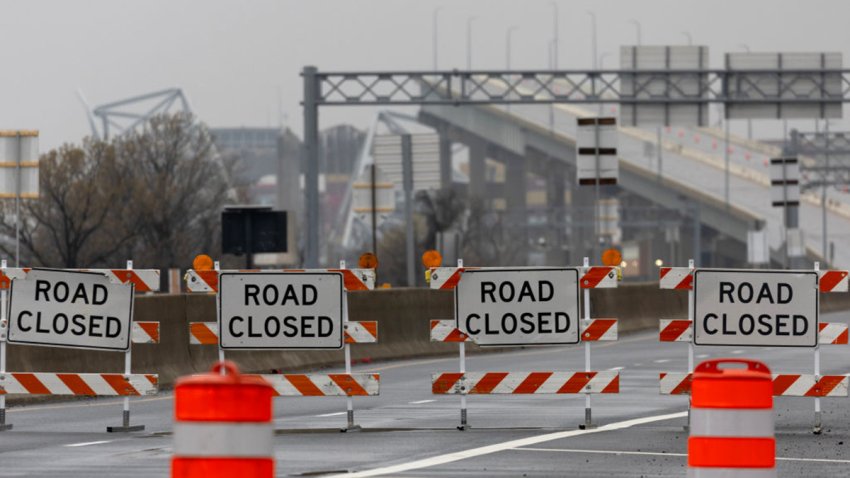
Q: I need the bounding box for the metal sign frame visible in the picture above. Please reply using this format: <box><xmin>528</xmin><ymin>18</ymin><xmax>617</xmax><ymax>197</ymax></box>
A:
<box><xmin>217</xmin><ymin>271</ymin><xmax>345</xmax><ymax>351</ymax></box>
<box><xmin>6</xmin><ymin>269</ymin><xmax>135</xmax><ymax>352</ymax></box>
<box><xmin>692</xmin><ymin>268</ymin><xmax>819</xmax><ymax>348</ymax></box>
<box><xmin>454</xmin><ymin>267</ymin><xmax>580</xmax><ymax>347</ymax></box>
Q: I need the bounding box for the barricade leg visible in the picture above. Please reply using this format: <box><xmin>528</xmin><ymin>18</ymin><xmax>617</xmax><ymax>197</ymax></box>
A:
<box><xmin>685</xmin><ymin>259</ymin><xmax>694</xmax><ymax>433</ymax></box>
<box><xmin>458</xmin><ymin>341</ymin><xmax>468</xmax><ymax>431</ymax></box>
<box><xmin>107</xmin><ymin>348</ymin><xmax>144</xmax><ymax>432</ymax></box>
<box><xmin>813</xmin><ymin>261</ymin><xmax>823</xmax><ymax>435</ymax></box>
<box><xmin>0</xmin><ymin>269</ymin><xmax>11</xmax><ymax>431</ymax></box>
<box><xmin>814</xmin><ymin>344</ymin><xmax>822</xmax><ymax>435</ymax></box>
<box><xmin>578</xmin><ymin>258</ymin><xmax>595</xmax><ymax>430</ymax></box>
<box><xmin>339</xmin><ymin>262</ymin><xmax>361</xmax><ymax>433</ymax></box>
<box><xmin>107</xmin><ymin>261</ymin><xmax>144</xmax><ymax>433</ymax></box>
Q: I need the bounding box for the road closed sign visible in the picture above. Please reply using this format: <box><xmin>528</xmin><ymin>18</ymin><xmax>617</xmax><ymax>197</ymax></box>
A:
<box><xmin>218</xmin><ymin>272</ymin><xmax>344</xmax><ymax>350</ymax></box>
<box><xmin>693</xmin><ymin>269</ymin><xmax>818</xmax><ymax>347</ymax></box>
<box><xmin>7</xmin><ymin>269</ymin><xmax>135</xmax><ymax>352</ymax></box>
<box><xmin>455</xmin><ymin>268</ymin><xmax>580</xmax><ymax>346</ymax></box>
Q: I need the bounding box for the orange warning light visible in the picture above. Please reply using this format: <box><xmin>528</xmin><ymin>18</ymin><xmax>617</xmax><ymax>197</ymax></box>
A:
<box><xmin>601</xmin><ymin>248</ymin><xmax>622</xmax><ymax>267</ymax></box>
<box><xmin>192</xmin><ymin>254</ymin><xmax>214</xmax><ymax>271</ymax></box>
<box><xmin>421</xmin><ymin>249</ymin><xmax>443</xmax><ymax>268</ymax></box>
<box><xmin>359</xmin><ymin>252</ymin><xmax>379</xmax><ymax>269</ymax></box>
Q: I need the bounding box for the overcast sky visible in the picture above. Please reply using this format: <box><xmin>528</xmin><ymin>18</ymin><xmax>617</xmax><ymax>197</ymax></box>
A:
<box><xmin>1</xmin><ymin>0</ymin><xmax>848</xmax><ymax>149</ymax></box>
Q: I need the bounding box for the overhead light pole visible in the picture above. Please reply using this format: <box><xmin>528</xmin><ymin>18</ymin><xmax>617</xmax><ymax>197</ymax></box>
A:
<box><xmin>432</xmin><ymin>6</ymin><xmax>443</xmax><ymax>70</ymax></box>
<box><xmin>467</xmin><ymin>16</ymin><xmax>478</xmax><ymax>70</ymax></box>
<box><xmin>506</xmin><ymin>26</ymin><xmax>519</xmax><ymax>69</ymax></box>
<box><xmin>550</xmin><ymin>2</ymin><xmax>559</xmax><ymax>68</ymax></box>
<box><xmin>681</xmin><ymin>31</ymin><xmax>693</xmax><ymax>46</ymax></box>
<box><xmin>629</xmin><ymin>19</ymin><xmax>642</xmax><ymax>45</ymax></box>
<box><xmin>738</xmin><ymin>44</ymin><xmax>753</xmax><ymax>140</ymax></box>
<box><xmin>587</xmin><ymin>11</ymin><xmax>597</xmax><ymax>69</ymax></box>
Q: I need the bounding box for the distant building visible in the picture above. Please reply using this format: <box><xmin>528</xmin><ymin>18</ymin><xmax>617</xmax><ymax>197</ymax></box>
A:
<box><xmin>210</xmin><ymin>127</ymin><xmax>280</xmax><ymax>184</ymax></box>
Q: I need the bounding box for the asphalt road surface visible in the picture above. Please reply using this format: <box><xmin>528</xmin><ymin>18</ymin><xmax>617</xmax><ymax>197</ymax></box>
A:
<box><xmin>2</xmin><ymin>311</ymin><xmax>850</xmax><ymax>477</ymax></box>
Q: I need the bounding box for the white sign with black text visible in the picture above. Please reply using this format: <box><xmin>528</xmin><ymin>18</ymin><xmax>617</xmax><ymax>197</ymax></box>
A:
<box><xmin>217</xmin><ymin>272</ymin><xmax>344</xmax><ymax>350</ymax></box>
<box><xmin>455</xmin><ymin>268</ymin><xmax>580</xmax><ymax>347</ymax></box>
<box><xmin>7</xmin><ymin>269</ymin><xmax>135</xmax><ymax>352</ymax></box>
<box><xmin>693</xmin><ymin>269</ymin><xmax>818</xmax><ymax>347</ymax></box>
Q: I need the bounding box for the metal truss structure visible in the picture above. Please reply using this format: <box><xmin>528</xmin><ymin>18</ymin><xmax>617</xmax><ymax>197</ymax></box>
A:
<box><xmin>82</xmin><ymin>88</ymin><xmax>192</xmax><ymax>140</ymax></box>
<box><xmin>311</xmin><ymin>68</ymin><xmax>848</xmax><ymax>107</ymax></box>
<box><xmin>301</xmin><ymin>66</ymin><xmax>850</xmax><ymax>267</ymax></box>
<box><xmin>791</xmin><ymin>130</ymin><xmax>850</xmax><ymax>191</ymax></box>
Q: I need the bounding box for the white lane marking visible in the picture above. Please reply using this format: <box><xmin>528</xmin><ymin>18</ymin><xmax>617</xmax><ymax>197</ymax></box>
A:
<box><xmin>409</xmin><ymin>399</ymin><xmax>436</xmax><ymax>405</ymax></box>
<box><xmin>513</xmin><ymin>447</ymin><xmax>850</xmax><ymax>464</ymax></box>
<box><xmin>325</xmin><ymin>411</ymin><xmax>687</xmax><ymax>478</ymax></box>
<box><xmin>652</xmin><ymin>359</ymin><xmax>670</xmax><ymax>364</ymax></box>
<box><xmin>315</xmin><ymin>412</ymin><xmax>346</xmax><ymax>417</ymax></box>
<box><xmin>731</xmin><ymin>350</ymin><xmax>745</xmax><ymax>355</ymax></box>
<box><xmin>696</xmin><ymin>354</ymin><xmax>710</xmax><ymax>359</ymax></box>
<box><xmin>65</xmin><ymin>440</ymin><xmax>112</xmax><ymax>448</ymax></box>
<box><xmin>607</xmin><ymin>367</ymin><xmax>625</xmax><ymax>371</ymax></box>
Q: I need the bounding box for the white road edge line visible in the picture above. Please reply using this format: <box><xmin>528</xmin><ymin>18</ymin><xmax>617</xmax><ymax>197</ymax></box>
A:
<box><xmin>64</xmin><ymin>440</ymin><xmax>112</xmax><ymax>448</ymax></box>
<box><xmin>607</xmin><ymin>367</ymin><xmax>625</xmax><ymax>371</ymax></box>
<box><xmin>326</xmin><ymin>411</ymin><xmax>687</xmax><ymax>478</ymax></box>
<box><xmin>513</xmin><ymin>447</ymin><xmax>850</xmax><ymax>464</ymax></box>
<box><xmin>315</xmin><ymin>412</ymin><xmax>346</xmax><ymax>418</ymax></box>
<box><xmin>409</xmin><ymin>399</ymin><xmax>436</xmax><ymax>404</ymax></box>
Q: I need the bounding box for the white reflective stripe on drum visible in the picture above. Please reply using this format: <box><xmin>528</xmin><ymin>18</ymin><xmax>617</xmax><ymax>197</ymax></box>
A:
<box><xmin>690</xmin><ymin>409</ymin><xmax>773</xmax><ymax>438</ymax></box>
<box><xmin>688</xmin><ymin>467</ymin><xmax>776</xmax><ymax>478</ymax></box>
<box><xmin>173</xmin><ymin>422</ymin><xmax>273</xmax><ymax>457</ymax></box>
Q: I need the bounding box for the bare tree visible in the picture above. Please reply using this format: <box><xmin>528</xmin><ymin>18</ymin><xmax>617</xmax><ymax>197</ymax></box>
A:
<box><xmin>118</xmin><ymin>113</ymin><xmax>233</xmax><ymax>268</ymax></box>
<box><xmin>460</xmin><ymin>196</ymin><xmax>526</xmax><ymax>266</ymax></box>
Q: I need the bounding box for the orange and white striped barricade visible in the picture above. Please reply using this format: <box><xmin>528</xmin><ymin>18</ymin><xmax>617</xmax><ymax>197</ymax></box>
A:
<box><xmin>660</xmin><ymin>263</ymin><xmax>849</xmax><ymax>435</ymax></box>
<box><xmin>688</xmin><ymin>359</ymin><xmax>775</xmax><ymax>477</ymax></box>
<box><xmin>185</xmin><ymin>260</ymin><xmax>379</xmax><ymax>431</ymax></box>
<box><xmin>661</xmin><ymin>372</ymin><xmax>849</xmax><ymax>398</ymax></box>
<box><xmin>657</xmin><ymin>260</ymin><xmax>696</xmax><ymax>429</ymax></box>
<box><xmin>0</xmin><ymin>261</ymin><xmax>160</xmax><ymax>432</ymax></box>
<box><xmin>172</xmin><ymin>361</ymin><xmax>274</xmax><ymax>478</ymax></box>
<box><xmin>429</xmin><ymin>258</ymin><xmax>620</xmax><ymax>430</ymax></box>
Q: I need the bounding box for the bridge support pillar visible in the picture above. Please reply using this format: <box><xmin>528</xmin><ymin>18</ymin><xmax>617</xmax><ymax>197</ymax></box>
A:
<box><xmin>439</xmin><ymin>134</ymin><xmax>453</xmax><ymax>190</ymax></box>
<box><xmin>468</xmin><ymin>141</ymin><xmax>487</xmax><ymax>200</ymax></box>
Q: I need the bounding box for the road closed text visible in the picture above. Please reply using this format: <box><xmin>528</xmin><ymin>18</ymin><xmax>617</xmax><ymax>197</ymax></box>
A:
<box><xmin>7</xmin><ymin>270</ymin><xmax>135</xmax><ymax>351</ymax></box>
<box><xmin>694</xmin><ymin>270</ymin><xmax>818</xmax><ymax>347</ymax></box>
<box><xmin>218</xmin><ymin>272</ymin><xmax>344</xmax><ymax>350</ymax></box>
<box><xmin>455</xmin><ymin>268</ymin><xmax>580</xmax><ymax>346</ymax></box>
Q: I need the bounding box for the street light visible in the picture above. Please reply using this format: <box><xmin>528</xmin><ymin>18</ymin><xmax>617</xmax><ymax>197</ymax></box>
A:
<box><xmin>432</xmin><ymin>6</ymin><xmax>443</xmax><ymax>70</ymax></box>
<box><xmin>548</xmin><ymin>2</ymin><xmax>559</xmax><ymax>132</ymax></box>
<box><xmin>506</xmin><ymin>26</ymin><xmax>519</xmax><ymax>69</ymax></box>
<box><xmin>681</xmin><ymin>31</ymin><xmax>693</xmax><ymax>46</ymax></box>
<box><xmin>587</xmin><ymin>11</ymin><xmax>597</xmax><ymax>69</ymax></box>
<box><xmin>466</xmin><ymin>16</ymin><xmax>478</xmax><ymax>70</ymax></box>
<box><xmin>738</xmin><ymin>44</ymin><xmax>753</xmax><ymax>140</ymax></box>
<box><xmin>598</xmin><ymin>51</ymin><xmax>612</xmax><ymax>69</ymax></box>
<box><xmin>629</xmin><ymin>19</ymin><xmax>642</xmax><ymax>46</ymax></box>
<box><xmin>550</xmin><ymin>2</ymin><xmax>559</xmax><ymax>69</ymax></box>
<box><xmin>598</xmin><ymin>52</ymin><xmax>611</xmax><ymax>114</ymax></box>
